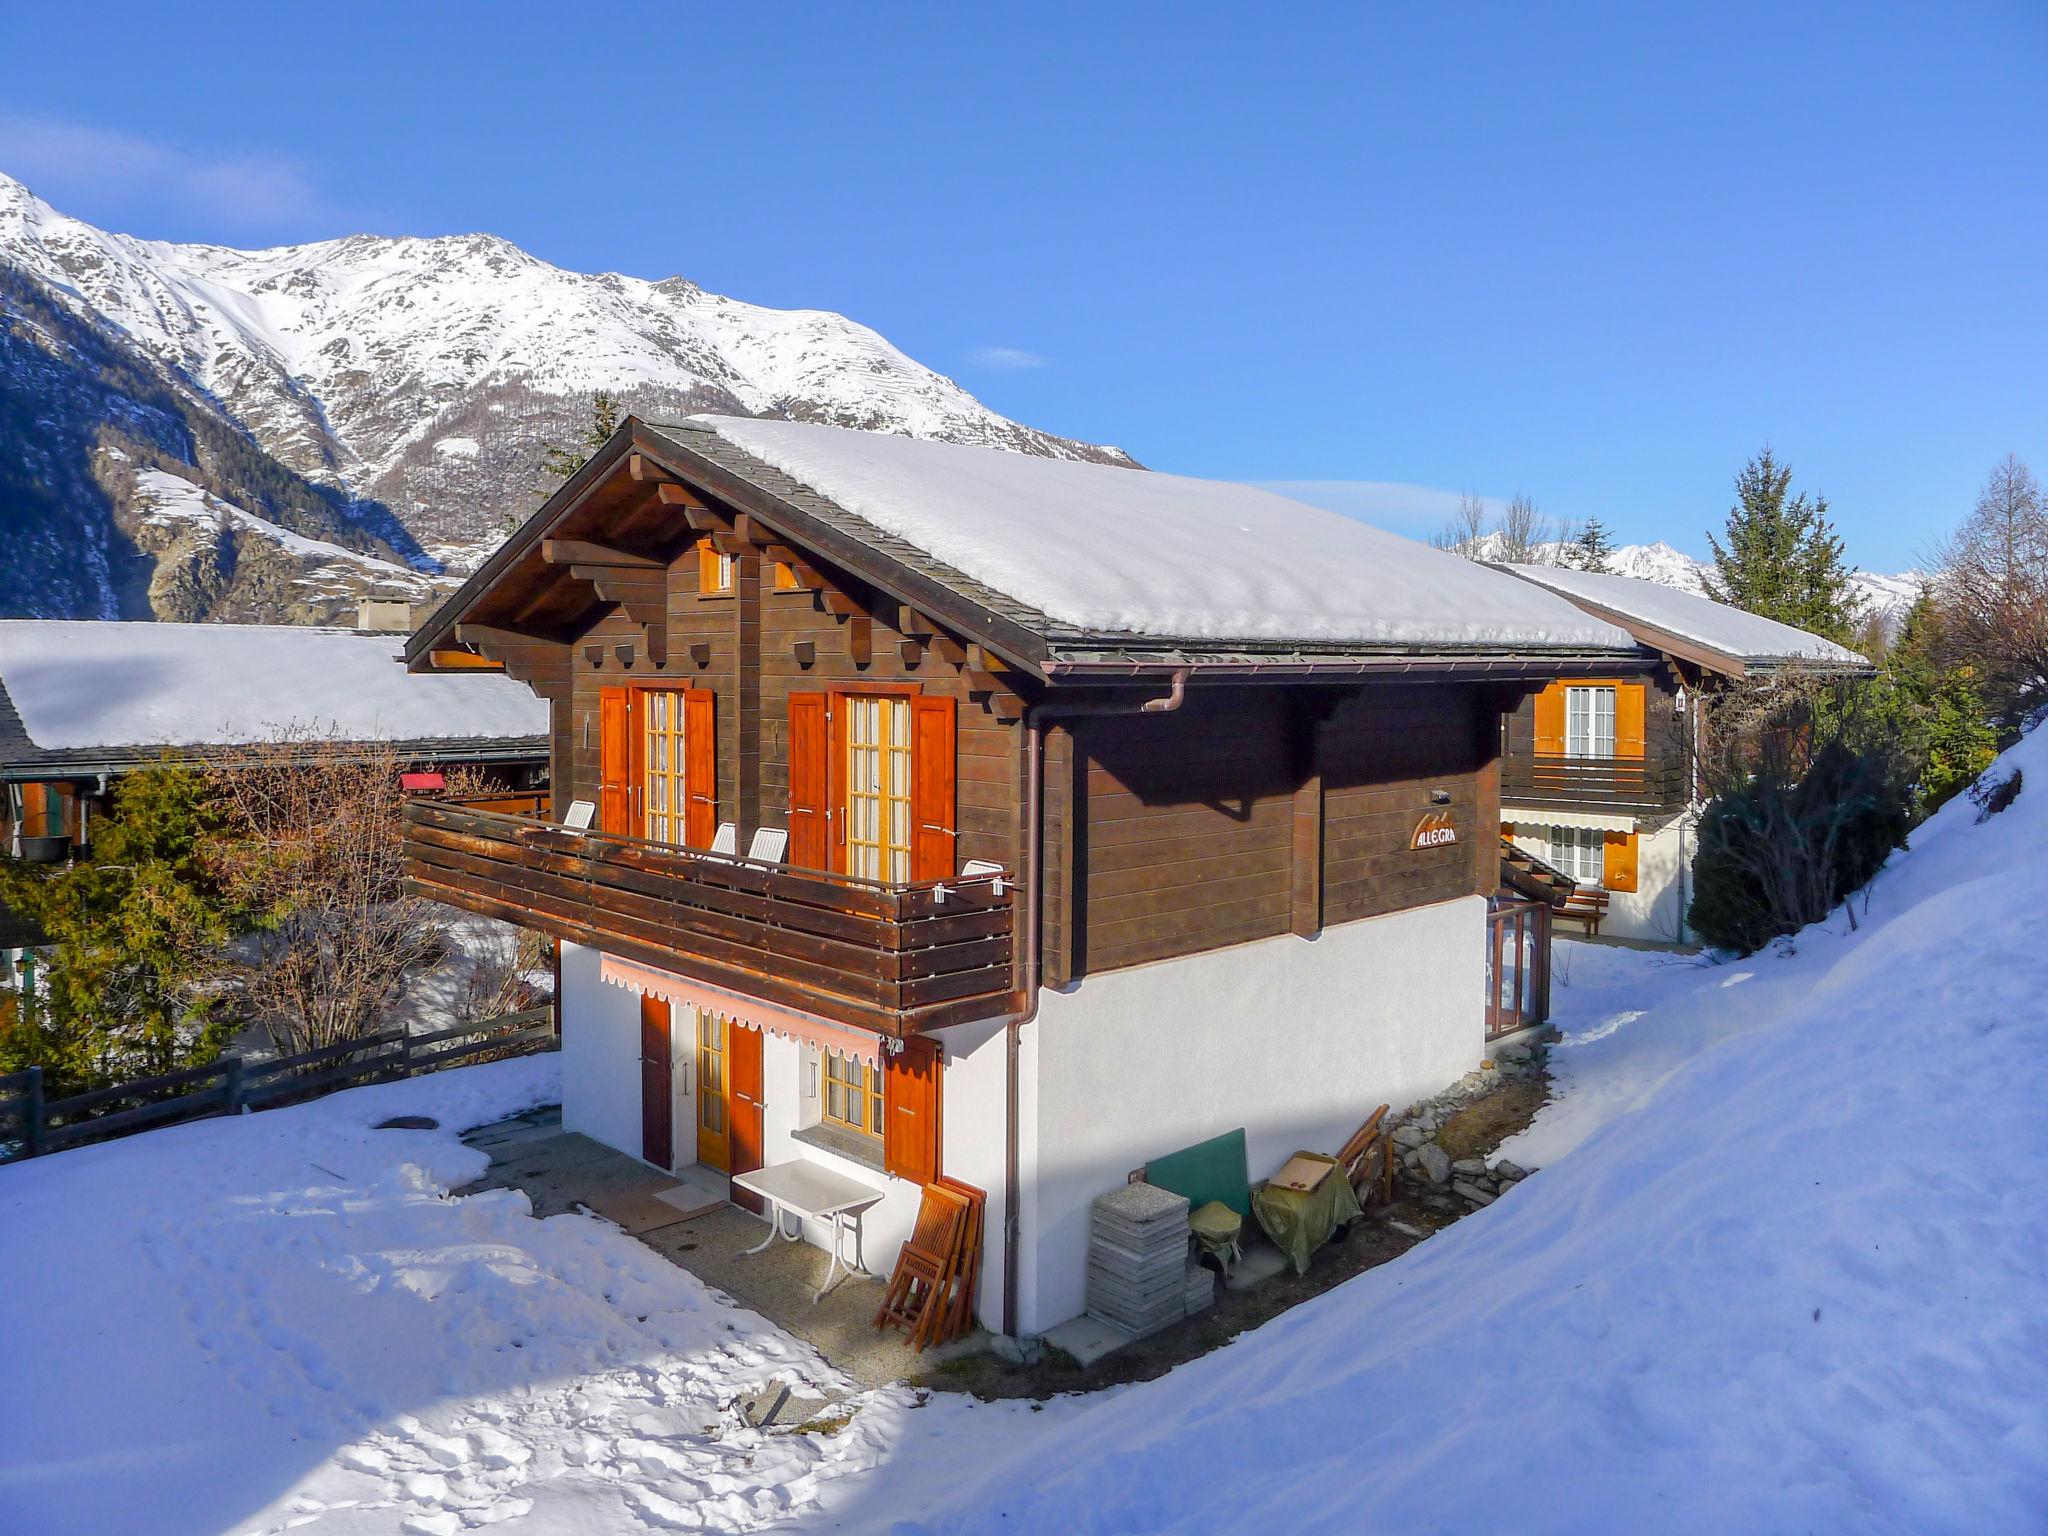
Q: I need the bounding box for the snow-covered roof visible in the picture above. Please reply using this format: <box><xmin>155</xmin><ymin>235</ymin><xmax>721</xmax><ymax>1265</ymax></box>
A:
<box><xmin>0</xmin><ymin>621</ymin><xmax>547</xmax><ymax>763</ymax></box>
<box><xmin>677</xmin><ymin>417</ymin><xmax>1637</xmax><ymax>654</ymax></box>
<box><xmin>1495</xmin><ymin>564</ymin><xmax>1869</xmax><ymax>670</ymax></box>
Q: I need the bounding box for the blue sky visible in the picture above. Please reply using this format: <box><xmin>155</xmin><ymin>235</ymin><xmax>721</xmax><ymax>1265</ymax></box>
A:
<box><xmin>4</xmin><ymin>1</ymin><xmax>2043</xmax><ymax>570</ymax></box>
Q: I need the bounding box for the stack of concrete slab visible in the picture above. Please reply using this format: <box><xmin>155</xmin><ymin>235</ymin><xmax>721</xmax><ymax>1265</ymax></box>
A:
<box><xmin>1086</xmin><ymin>1181</ymin><xmax>1191</xmax><ymax>1338</ymax></box>
<box><xmin>1183</xmin><ymin>1259</ymin><xmax>1216</xmax><ymax>1316</ymax></box>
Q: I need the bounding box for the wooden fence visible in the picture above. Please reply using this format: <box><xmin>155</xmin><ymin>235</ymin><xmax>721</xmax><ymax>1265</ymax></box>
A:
<box><xmin>0</xmin><ymin>1006</ymin><xmax>557</xmax><ymax>1164</ymax></box>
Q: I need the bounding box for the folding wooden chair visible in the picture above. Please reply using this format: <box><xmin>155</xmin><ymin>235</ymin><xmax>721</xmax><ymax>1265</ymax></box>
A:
<box><xmin>874</xmin><ymin>1183</ymin><xmax>969</xmax><ymax>1350</ymax></box>
<box><xmin>933</xmin><ymin>1176</ymin><xmax>987</xmax><ymax>1345</ymax></box>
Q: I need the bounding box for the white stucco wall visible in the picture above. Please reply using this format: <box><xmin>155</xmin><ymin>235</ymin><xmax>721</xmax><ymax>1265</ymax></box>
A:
<box><xmin>1016</xmin><ymin>895</ymin><xmax>1486</xmax><ymax>1336</ymax></box>
<box><xmin>558</xmin><ymin>940</ymin><xmax>645</xmax><ymax>1160</ymax></box>
<box><xmin>1508</xmin><ymin>815</ymin><xmax>1696</xmax><ymax>944</ymax></box>
<box><xmin>555</xmin><ymin>941</ymin><xmax>1014</xmax><ymax>1322</ymax></box>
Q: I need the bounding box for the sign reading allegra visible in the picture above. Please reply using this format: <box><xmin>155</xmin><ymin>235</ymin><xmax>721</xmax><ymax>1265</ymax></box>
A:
<box><xmin>1410</xmin><ymin>810</ymin><xmax>1459</xmax><ymax>850</ymax></box>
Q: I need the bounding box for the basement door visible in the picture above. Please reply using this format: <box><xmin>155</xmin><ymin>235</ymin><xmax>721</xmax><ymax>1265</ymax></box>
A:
<box><xmin>639</xmin><ymin>994</ymin><xmax>673</xmax><ymax>1168</ymax></box>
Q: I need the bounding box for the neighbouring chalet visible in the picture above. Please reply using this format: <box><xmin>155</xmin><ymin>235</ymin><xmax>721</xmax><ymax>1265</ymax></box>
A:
<box><xmin>0</xmin><ymin>619</ymin><xmax>548</xmax><ymax>985</ymax></box>
<box><xmin>402</xmin><ymin>415</ymin><xmax>1644</xmax><ymax>1339</ymax></box>
<box><xmin>1490</xmin><ymin>564</ymin><xmax>1872</xmax><ymax>943</ymax></box>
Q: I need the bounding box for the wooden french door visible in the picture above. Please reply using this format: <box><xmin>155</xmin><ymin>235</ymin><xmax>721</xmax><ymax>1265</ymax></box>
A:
<box><xmin>787</xmin><ymin>691</ymin><xmax>956</xmax><ymax>880</ymax></box>
<box><xmin>639</xmin><ymin>994</ymin><xmax>673</xmax><ymax>1168</ymax></box>
<box><xmin>596</xmin><ymin>685</ymin><xmax>717</xmax><ymax>846</ymax></box>
<box><xmin>729</xmin><ymin>1022</ymin><xmax>765</xmax><ymax>1214</ymax></box>
<box><xmin>695</xmin><ymin>1011</ymin><xmax>730</xmax><ymax>1171</ymax></box>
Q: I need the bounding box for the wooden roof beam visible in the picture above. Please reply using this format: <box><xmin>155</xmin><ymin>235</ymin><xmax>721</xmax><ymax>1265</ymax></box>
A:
<box><xmin>542</xmin><ymin>538</ymin><xmax>664</xmax><ymax>569</ymax></box>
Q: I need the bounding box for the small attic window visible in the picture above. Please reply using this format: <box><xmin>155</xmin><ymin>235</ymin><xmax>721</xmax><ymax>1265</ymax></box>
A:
<box><xmin>772</xmin><ymin>560</ymin><xmax>802</xmax><ymax>592</ymax></box>
<box><xmin>698</xmin><ymin>543</ymin><xmax>735</xmax><ymax>596</ymax></box>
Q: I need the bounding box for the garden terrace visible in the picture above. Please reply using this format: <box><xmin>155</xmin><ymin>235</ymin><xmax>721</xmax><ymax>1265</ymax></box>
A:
<box><xmin>402</xmin><ymin>800</ymin><xmax>1019</xmax><ymax>1039</ymax></box>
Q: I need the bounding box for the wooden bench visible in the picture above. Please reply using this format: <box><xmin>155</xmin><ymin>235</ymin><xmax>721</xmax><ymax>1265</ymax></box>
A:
<box><xmin>1555</xmin><ymin>886</ymin><xmax>1609</xmax><ymax>936</ymax></box>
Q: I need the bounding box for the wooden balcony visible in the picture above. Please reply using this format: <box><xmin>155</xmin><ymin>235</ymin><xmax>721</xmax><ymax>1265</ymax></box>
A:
<box><xmin>1500</xmin><ymin>751</ymin><xmax>1687</xmax><ymax>812</ymax></box>
<box><xmin>403</xmin><ymin>801</ymin><xmax>1019</xmax><ymax>1039</ymax></box>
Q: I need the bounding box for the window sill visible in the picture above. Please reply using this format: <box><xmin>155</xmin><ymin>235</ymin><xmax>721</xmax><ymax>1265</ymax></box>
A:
<box><xmin>791</xmin><ymin>1120</ymin><xmax>886</xmax><ymax>1174</ymax></box>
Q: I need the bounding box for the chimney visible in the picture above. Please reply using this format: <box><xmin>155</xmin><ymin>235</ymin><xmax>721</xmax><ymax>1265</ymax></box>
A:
<box><xmin>355</xmin><ymin>599</ymin><xmax>414</xmax><ymax>633</ymax></box>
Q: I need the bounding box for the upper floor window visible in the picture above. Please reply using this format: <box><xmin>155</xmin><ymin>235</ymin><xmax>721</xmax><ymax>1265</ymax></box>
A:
<box><xmin>643</xmin><ymin>688</ymin><xmax>689</xmax><ymax>845</ymax></box>
<box><xmin>844</xmin><ymin>694</ymin><xmax>913</xmax><ymax>882</ymax></box>
<box><xmin>698</xmin><ymin>543</ymin><xmax>735</xmax><ymax>596</ymax></box>
<box><xmin>1565</xmin><ymin>685</ymin><xmax>1616</xmax><ymax>760</ymax></box>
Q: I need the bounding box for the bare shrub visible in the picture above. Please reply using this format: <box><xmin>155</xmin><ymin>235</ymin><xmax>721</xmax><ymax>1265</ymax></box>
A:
<box><xmin>202</xmin><ymin>731</ymin><xmax>506</xmax><ymax>1057</ymax></box>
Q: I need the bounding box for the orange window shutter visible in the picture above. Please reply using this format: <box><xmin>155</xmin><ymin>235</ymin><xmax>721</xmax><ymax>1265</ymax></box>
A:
<box><xmin>786</xmin><ymin>692</ymin><xmax>829</xmax><ymax>870</ymax></box>
<box><xmin>684</xmin><ymin>688</ymin><xmax>717</xmax><ymax>848</ymax></box>
<box><xmin>1603</xmin><ymin>830</ymin><xmax>1639</xmax><ymax>892</ymax></box>
<box><xmin>598</xmin><ymin>687</ymin><xmax>632</xmax><ymax>835</ymax></box>
<box><xmin>773</xmin><ymin>560</ymin><xmax>799</xmax><ymax>591</ymax></box>
<box><xmin>1615</xmin><ymin>684</ymin><xmax>1647</xmax><ymax>760</ymax></box>
<box><xmin>697</xmin><ymin>542</ymin><xmax>724</xmax><ymax>595</ymax></box>
<box><xmin>883</xmin><ymin>1036</ymin><xmax>942</xmax><ymax>1184</ymax></box>
<box><xmin>1533</xmin><ymin>683</ymin><xmax>1567</xmax><ymax>756</ymax></box>
<box><xmin>909</xmin><ymin>695</ymin><xmax>957</xmax><ymax>883</ymax></box>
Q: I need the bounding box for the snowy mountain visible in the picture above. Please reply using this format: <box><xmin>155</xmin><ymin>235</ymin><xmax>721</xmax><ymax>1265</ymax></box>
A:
<box><xmin>0</xmin><ymin>170</ymin><xmax>1130</xmax><ymax>620</ymax></box>
<box><xmin>1475</xmin><ymin>534</ymin><xmax>1924</xmax><ymax>636</ymax></box>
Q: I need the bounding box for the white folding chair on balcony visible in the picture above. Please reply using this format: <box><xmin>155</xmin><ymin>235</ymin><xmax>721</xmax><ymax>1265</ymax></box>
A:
<box><xmin>561</xmin><ymin>800</ymin><xmax>596</xmax><ymax>833</ymax></box>
<box><xmin>746</xmin><ymin>826</ymin><xmax>789</xmax><ymax>864</ymax></box>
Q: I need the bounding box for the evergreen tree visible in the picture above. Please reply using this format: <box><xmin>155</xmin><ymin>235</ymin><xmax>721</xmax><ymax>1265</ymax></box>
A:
<box><xmin>1880</xmin><ymin>593</ymin><xmax>1998</xmax><ymax>813</ymax></box>
<box><xmin>0</xmin><ymin>764</ymin><xmax>236</xmax><ymax>1092</ymax></box>
<box><xmin>1703</xmin><ymin>448</ymin><xmax>1863</xmax><ymax>641</ymax></box>
<box><xmin>535</xmin><ymin>391</ymin><xmax>623</xmax><ymax>493</ymax></box>
<box><xmin>1564</xmin><ymin>517</ymin><xmax>1616</xmax><ymax>573</ymax></box>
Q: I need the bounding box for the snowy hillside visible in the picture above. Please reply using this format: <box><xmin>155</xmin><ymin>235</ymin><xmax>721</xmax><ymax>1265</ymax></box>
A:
<box><xmin>1476</xmin><ymin>533</ymin><xmax>1924</xmax><ymax>634</ymax></box>
<box><xmin>5</xmin><ymin>735</ymin><xmax>2041</xmax><ymax>1532</ymax></box>
<box><xmin>0</xmin><ymin>169</ymin><xmax>1131</xmax><ymax>581</ymax></box>
<box><xmin>895</xmin><ymin>735</ymin><xmax>2047</xmax><ymax>1534</ymax></box>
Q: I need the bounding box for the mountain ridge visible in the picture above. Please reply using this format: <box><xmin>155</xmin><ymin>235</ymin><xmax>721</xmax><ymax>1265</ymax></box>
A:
<box><xmin>0</xmin><ymin>170</ymin><xmax>1130</xmax><ymax>620</ymax></box>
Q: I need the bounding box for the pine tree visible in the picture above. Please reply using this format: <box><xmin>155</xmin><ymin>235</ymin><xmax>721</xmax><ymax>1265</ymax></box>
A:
<box><xmin>1564</xmin><ymin>517</ymin><xmax>1616</xmax><ymax>573</ymax></box>
<box><xmin>1703</xmin><ymin>448</ymin><xmax>1863</xmax><ymax>641</ymax></box>
<box><xmin>0</xmin><ymin>764</ymin><xmax>236</xmax><ymax>1091</ymax></box>
<box><xmin>521</xmin><ymin>391</ymin><xmax>625</xmax><ymax>526</ymax></box>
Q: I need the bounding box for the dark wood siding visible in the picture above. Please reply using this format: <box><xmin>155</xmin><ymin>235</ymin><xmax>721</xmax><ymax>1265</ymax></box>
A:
<box><xmin>1320</xmin><ymin>685</ymin><xmax>1492</xmax><ymax>925</ymax></box>
<box><xmin>1065</xmin><ymin>682</ymin><xmax>1499</xmax><ymax>978</ymax></box>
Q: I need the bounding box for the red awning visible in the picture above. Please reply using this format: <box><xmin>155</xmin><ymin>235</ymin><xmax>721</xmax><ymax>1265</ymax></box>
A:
<box><xmin>400</xmin><ymin>771</ymin><xmax>446</xmax><ymax>791</ymax></box>
<box><xmin>598</xmin><ymin>954</ymin><xmax>886</xmax><ymax>1067</ymax></box>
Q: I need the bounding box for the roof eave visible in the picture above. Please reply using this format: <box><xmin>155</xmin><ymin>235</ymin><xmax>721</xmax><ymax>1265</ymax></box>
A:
<box><xmin>403</xmin><ymin>426</ymin><xmax>645</xmax><ymax>670</ymax></box>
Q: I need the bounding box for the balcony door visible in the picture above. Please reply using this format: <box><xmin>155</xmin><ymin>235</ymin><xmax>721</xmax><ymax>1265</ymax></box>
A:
<box><xmin>786</xmin><ymin>691</ymin><xmax>956</xmax><ymax>881</ymax></box>
<box><xmin>598</xmin><ymin>685</ymin><xmax>716</xmax><ymax>846</ymax></box>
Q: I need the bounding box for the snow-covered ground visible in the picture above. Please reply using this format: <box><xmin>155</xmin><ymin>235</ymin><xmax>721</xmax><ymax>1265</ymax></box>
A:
<box><xmin>891</xmin><ymin>735</ymin><xmax>2048</xmax><ymax>1535</ymax></box>
<box><xmin>6</xmin><ymin>733</ymin><xmax>2045</xmax><ymax>1534</ymax></box>
<box><xmin>0</xmin><ymin>1057</ymin><xmax>1061</xmax><ymax>1534</ymax></box>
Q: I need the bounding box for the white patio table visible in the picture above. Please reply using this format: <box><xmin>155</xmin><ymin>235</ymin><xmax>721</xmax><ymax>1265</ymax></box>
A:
<box><xmin>731</xmin><ymin>1158</ymin><xmax>887</xmax><ymax>1302</ymax></box>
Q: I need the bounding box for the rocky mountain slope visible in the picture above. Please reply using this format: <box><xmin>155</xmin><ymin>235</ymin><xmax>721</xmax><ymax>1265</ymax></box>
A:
<box><xmin>0</xmin><ymin>170</ymin><xmax>1131</xmax><ymax>621</ymax></box>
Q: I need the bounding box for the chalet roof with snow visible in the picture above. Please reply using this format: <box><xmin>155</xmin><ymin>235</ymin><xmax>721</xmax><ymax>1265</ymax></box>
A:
<box><xmin>0</xmin><ymin>621</ymin><xmax>548</xmax><ymax>777</ymax></box>
<box><xmin>1493</xmin><ymin>564</ymin><xmax>1871</xmax><ymax>677</ymax></box>
<box><xmin>411</xmin><ymin>416</ymin><xmax>1639</xmax><ymax>678</ymax></box>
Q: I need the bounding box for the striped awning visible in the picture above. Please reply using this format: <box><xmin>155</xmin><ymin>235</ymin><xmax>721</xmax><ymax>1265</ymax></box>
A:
<box><xmin>1501</xmin><ymin>805</ymin><xmax>1637</xmax><ymax>835</ymax></box>
<box><xmin>599</xmin><ymin>954</ymin><xmax>887</xmax><ymax>1067</ymax></box>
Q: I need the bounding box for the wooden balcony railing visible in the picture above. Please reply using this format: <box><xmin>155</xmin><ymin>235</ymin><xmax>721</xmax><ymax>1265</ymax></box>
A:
<box><xmin>1500</xmin><ymin>752</ymin><xmax>1686</xmax><ymax>810</ymax></box>
<box><xmin>402</xmin><ymin>801</ymin><xmax>1019</xmax><ymax>1039</ymax></box>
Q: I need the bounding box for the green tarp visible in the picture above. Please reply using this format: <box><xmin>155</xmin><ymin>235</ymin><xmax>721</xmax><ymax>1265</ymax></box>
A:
<box><xmin>1250</xmin><ymin>1153</ymin><xmax>1362</xmax><ymax>1275</ymax></box>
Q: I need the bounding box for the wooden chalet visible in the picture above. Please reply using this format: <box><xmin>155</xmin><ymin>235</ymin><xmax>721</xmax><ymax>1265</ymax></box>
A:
<box><xmin>1491</xmin><ymin>563</ymin><xmax>1872</xmax><ymax>942</ymax></box>
<box><xmin>405</xmin><ymin>416</ymin><xmax>1645</xmax><ymax>1338</ymax></box>
<box><xmin>0</xmin><ymin>619</ymin><xmax>547</xmax><ymax>994</ymax></box>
